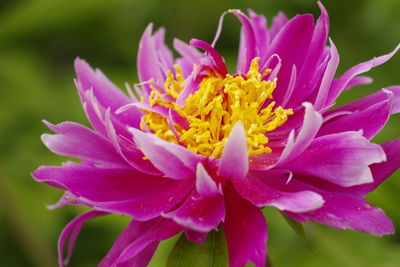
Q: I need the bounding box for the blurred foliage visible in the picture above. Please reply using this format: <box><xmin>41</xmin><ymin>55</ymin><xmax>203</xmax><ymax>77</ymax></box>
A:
<box><xmin>0</xmin><ymin>0</ymin><xmax>399</xmax><ymax>266</ymax></box>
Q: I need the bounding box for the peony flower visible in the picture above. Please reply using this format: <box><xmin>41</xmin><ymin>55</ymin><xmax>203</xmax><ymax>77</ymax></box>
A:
<box><xmin>33</xmin><ymin>2</ymin><xmax>400</xmax><ymax>267</ymax></box>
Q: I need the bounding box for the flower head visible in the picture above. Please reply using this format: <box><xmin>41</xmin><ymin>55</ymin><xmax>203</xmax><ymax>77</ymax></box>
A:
<box><xmin>33</xmin><ymin>3</ymin><xmax>400</xmax><ymax>267</ymax></box>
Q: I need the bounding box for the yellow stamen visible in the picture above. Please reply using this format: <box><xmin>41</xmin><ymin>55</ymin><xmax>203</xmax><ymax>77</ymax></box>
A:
<box><xmin>140</xmin><ymin>58</ymin><xmax>293</xmax><ymax>158</ymax></box>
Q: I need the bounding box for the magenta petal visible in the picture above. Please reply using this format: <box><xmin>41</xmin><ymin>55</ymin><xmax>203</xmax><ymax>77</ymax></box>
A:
<box><xmin>233</xmin><ymin>172</ymin><xmax>324</xmax><ymax>212</ymax></box>
<box><xmin>100</xmin><ymin>218</ymin><xmax>181</xmax><ymax>267</ymax></box>
<box><xmin>76</xmin><ymin>84</ymin><xmax>107</xmax><ymax>136</ymax></box>
<box><xmin>32</xmin><ymin>163</ymin><xmax>193</xmax><ymax>220</ymax></box>
<box><xmin>230</xmin><ymin>9</ymin><xmax>258</xmax><ymax>73</ymax></box>
<box><xmin>286</xmin><ymin>193</ymin><xmax>394</xmax><ymax>236</ymax></box>
<box><xmin>185</xmin><ymin>229</ymin><xmax>208</xmax><ymax>244</ymax></box>
<box><xmin>58</xmin><ymin>210</ymin><xmax>108</xmax><ymax>267</ymax></box>
<box><xmin>137</xmin><ymin>24</ymin><xmax>165</xmax><ymax>86</ymax></box>
<box><xmin>41</xmin><ymin>121</ymin><xmax>128</xmax><ymax>168</ymax></box>
<box><xmin>284</xmin><ymin>131</ymin><xmax>386</xmax><ymax>187</ymax></box>
<box><xmin>318</xmin><ymin>89</ymin><xmax>394</xmax><ymax>139</ymax></box>
<box><xmin>353</xmin><ymin>138</ymin><xmax>400</xmax><ymax>195</ymax></box>
<box><xmin>298</xmin><ymin>2</ymin><xmax>329</xmax><ymax>89</ymax></box>
<box><xmin>130</xmin><ymin>128</ymin><xmax>203</xmax><ymax>180</ymax></box>
<box><xmin>313</xmin><ymin>39</ymin><xmax>340</xmax><ymax>110</ymax></box>
<box><xmin>74</xmin><ymin>58</ymin><xmax>141</xmax><ymax>129</ymax></box>
<box><xmin>104</xmin><ymin>110</ymin><xmax>160</xmax><ymax>175</ymax></box>
<box><xmin>189</xmin><ymin>39</ymin><xmax>228</xmax><ymax>76</ymax></box>
<box><xmin>219</xmin><ymin>122</ymin><xmax>249</xmax><ymax>179</ymax></box>
<box><xmin>264</xmin><ymin>14</ymin><xmax>315</xmax><ymax>104</ymax></box>
<box><xmin>196</xmin><ymin>162</ymin><xmax>222</xmax><ymax>197</ymax></box>
<box><xmin>276</xmin><ymin>102</ymin><xmax>323</xmax><ymax>166</ymax></box>
<box><xmin>173</xmin><ymin>38</ymin><xmax>203</xmax><ymax>65</ymax></box>
<box><xmin>327</xmin><ymin>44</ymin><xmax>400</xmax><ymax>106</ymax></box>
<box><xmin>269</xmin><ymin>12</ymin><xmax>289</xmax><ymax>38</ymax></box>
<box><xmin>163</xmin><ymin>190</ymin><xmax>225</xmax><ymax>232</ymax></box>
<box><xmin>223</xmin><ymin>184</ymin><xmax>267</xmax><ymax>267</ymax></box>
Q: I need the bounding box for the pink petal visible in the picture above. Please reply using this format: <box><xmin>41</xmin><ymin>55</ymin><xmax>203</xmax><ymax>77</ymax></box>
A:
<box><xmin>100</xmin><ymin>218</ymin><xmax>181</xmax><ymax>267</ymax></box>
<box><xmin>318</xmin><ymin>89</ymin><xmax>395</xmax><ymax>139</ymax></box>
<box><xmin>32</xmin><ymin>163</ymin><xmax>193</xmax><ymax>220</ymax></box>
<box><xmin>284</xmin><ymin>131</ymin><xmax>387</xmax><ymax>187</ymax></box>
<box><xmin>196</xmin><ymin>162</ymin><xmax>222</xmax><ymax>197</ymax></box>
<box><xmin>104</xmin><ymin>110</ymin><xmax>160</xmax><ymax>175</ymax></box>
<box><xmin>269</xmin><ymin>12</ymin><xmax>289</xmax><ymax>38</ymax></box>
<box><xmin>218</xmin><ymin>122</ymin><xmax>249</xmax><ymax>179</ymax></box>
<box><xmin>233</xmin><ymin>172</ymin><xmax>324</xmax><ymax>212</ymax></box>
<box><xmin>58</xmin><ymin>210</ymin><xmax>108</xmax><ymax>267</ymax></box>
<box><xmin>263</xmin><ymin>14</ymin><xmax>315</xmax><ymax>104</ymax></box>
<box><xmin>230</xmin><ymin>9</ymin><xmax>258</xmax><ymax>73</ymax></box>
<box><xmin>223</xmin><ymin>184</ymin><xmax>267</xmax><ymax>267</ymax></box>
<box><xmin>313</xmin><ymin>39</ymin><xmax>340</xmax><ymax>110</ymax></box>
<box><xmin>74</xmin><ymin>58</ymin><xmax>141</xmax><ymax>129</ymax></box>
<box><xmin>130</xmin><ymin>128</ymin><xmax>203</xmax><ymax>180</ymax></box>
<box><xmin>163</xmin><ymin>190</ymin><xmax>225</xmax><ymax>232</ymax></box>
<box><xmin>184</xmin><ymin>229</ymin><xmax>208</xmax><ymax>244</ymax></box>
<box><xmin>276</xmin><ymin>102</ymin><xmax>323</xmax><ymax>166</ymax></box>
<box><xmin>286</xmin><ymin>193</ymin><xmax>394</xmax><ymax>236</ymax></box>
<box><xmin>173</xmin><ymin>38</ymin><xmax>203</xmax><ymax>65</ymax></box>
<box><xmin>137</xmin><ymin>24</ymin><xmax>165</xmax><ymax>86</ymax></box>
<box><xmin>353</xmin><ymin>138</ymin><xmax>400</xmax><ymax>195</ymax></box>
<box><xmin>41</xmin><ymin>120</ymin><xmax>128</xmax><ymax>168</ymax></box>
<box><xmin>326</xmin><ymin>43</ymin><xmax>400</xmax><ymax>106</ymax></box>
<box><xmin>189</xmin><ymin>39</ymin><xmax>228</xmax><ymax>76</ymax></box>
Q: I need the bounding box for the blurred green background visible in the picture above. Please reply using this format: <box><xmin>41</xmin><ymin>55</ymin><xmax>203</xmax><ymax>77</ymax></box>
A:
<box><xmin>0</xmin><ymin>0</ymin><xmax>399</xmax><ymax>266</ymax></box>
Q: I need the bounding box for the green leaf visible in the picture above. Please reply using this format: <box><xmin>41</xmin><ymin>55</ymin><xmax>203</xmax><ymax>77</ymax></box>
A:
<box><xmin>167</xmin><ymin>230</ymin><xmax>229</xmax><ymax>267</ymax></box>
<box><xmin>281</xmin><ymin>212</ymin><xmax>313</xmax><ymax>251</ymax></box>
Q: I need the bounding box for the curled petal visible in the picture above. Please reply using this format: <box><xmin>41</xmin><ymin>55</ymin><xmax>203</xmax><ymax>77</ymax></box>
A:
<box><xmin>230</xmin><ymin>9</ymin><xmax>258</xmax><ymax>72</ymax></box>
<box><xmin>327</xmin><ymin>43</ymin><xmax>400</xmax><ymax>106</ymax></box>
<box><xmin>58</xmin><ymin>210</ymin><xmax>108</xmax><ymax>267</ymax></box>
<box><xmin>219</xmin><ymin>122</ymin><xmax>249</xmax><ymax>179</ymax></box>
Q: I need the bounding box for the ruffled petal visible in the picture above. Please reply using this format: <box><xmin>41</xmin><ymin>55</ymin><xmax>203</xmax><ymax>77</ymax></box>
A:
<box><xmin>223</xmin><ymin>184</ymin><xmax>267</xmax><ymax>267</ymax></box>
<box><xmin>264</xmin><ymin>174</ymin><xmax>394</xmax><ymax>236</ymax></box>
<box><xmin>74</xmin><ymin>58</ymin><xmax>141</xmax><ymax>129</ymax></box>
<box><xmin>218</xmin><ymin>122</ymin><xmax>249</xmax><ymax>179</ymax></box>
<box><xmin>100</xmin><ymin>218</ymin><xmax>181</xmax><ymax>267</ymax></box>
<box><xmin>284</xmin><ymin>131</ymin><xmax>387</xmax><ymax>187</ymax></box>
<box><xmin>233</xmin><ymin>172</ymin><xmax>324</xmax><ymax>212</ymax></box>
<box><xmin>41</xmin><ymin>121</ymin><xmax>128</xmax><ymax>168</ymax></box>
<box><xmin>32</xmin><ymin>163</ymin><xmax>193</xmax><ymax>220</ymax></box>
<box><xmin>163</xmin><ymin>190</ymin><xmax>225</xmax><ymax>232</ymax></box>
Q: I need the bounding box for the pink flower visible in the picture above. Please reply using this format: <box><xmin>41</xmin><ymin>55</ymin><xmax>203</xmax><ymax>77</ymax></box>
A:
<box><xmin>33</xmin><ymin>3</ymin><xmax>400</xmax><ymax>267</ymax></box>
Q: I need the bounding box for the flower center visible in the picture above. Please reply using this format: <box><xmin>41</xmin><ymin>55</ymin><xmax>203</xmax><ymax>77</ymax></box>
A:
<box><xmin>140</xmin><ymin>58</ymin><xmax>293</xmax><ymax>158</ymax></box>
